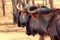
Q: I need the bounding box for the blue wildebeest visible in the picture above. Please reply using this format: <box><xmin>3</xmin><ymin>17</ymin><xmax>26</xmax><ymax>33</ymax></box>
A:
<box><xmin>17</xmin><ymin>5</ymin><xmax>39</xmax><ymax>27</ymax></box>
<box><xmin>18</xmin><ymin>10</ymin><xmax>29</xmax><ymax>27</ymax></box>
<box><xmin>26</xmin><ymin>6</ymin><xmax>60</xmax><ymax>40</ymax></box>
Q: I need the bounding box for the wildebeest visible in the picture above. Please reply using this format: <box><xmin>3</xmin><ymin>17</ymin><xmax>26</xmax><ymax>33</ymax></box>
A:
<box><xmin>46</xmin><ymin>9</ymin><xmax>60</xmax><ymax>40</ymax></box>
<box><xmin>18</xmin><ymin>10</ymin><xmax>29</xmax><ymax>27</ymax></box>
<box><xmin>17</xmin><ymin>5</ymin><xmax>39</xmax><ymax>27</ymax></box>
<box><xmin>26</xmin><ymin>6</ymin><xmax>60</xmax><ymax>40</ymax></box>
<box><xmin>17</xmin><ymin>4</ymin><xmax>60</xmax><ymax>40</ymax></box>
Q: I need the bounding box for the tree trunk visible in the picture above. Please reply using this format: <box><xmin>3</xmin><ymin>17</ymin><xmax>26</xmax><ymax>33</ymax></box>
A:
<box><xmin>26</xmin><ymin>0</ymin><xmax>29</xmax><ymax>4</ymax></box>
<box><xmin>22</xmin><ymin>0</ymin><xmax>26</xmax><ymax>7</ymax></box>
<box><xmin>43</xmin><ymin>0</ymin><xmax>44</xmax><ymax>6</ymax></box>
<box><xmin>49</xmin><ymin>0</ymin><xmax>53</xmax><ymax>8</ymax></box>
<box><xmin>2</xmin><ymin>0</ymin><xmax>5</xmax><ymax>16</ymax></box>
<box><xmin>45</xmin><ymin>0</ymin><xmax>47</xmax><ymax>6</ymax></box>
<box><xmin>12</xmin><ymin>0</ymin><xmax>18</xmax><ymax>24</ymax></box>
<box><xmin>32</xmin><ymin>0</ymin><xmax>35</xmax><ymax>5</ymax></box>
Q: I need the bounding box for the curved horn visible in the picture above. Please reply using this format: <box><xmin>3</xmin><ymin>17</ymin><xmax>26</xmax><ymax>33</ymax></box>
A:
<box><xmin>16</xmin><ymin>3</ymin><xmax>23</xmax><ymax>11</ymax></box>
<box><xmin>27</xmin><ymin>7</ymin><xmax>36</xmax><ymax>14</ymax></box>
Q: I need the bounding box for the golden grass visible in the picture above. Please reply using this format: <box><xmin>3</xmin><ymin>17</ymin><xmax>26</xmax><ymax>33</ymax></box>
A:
<box><xmin>0</xmin><ymin>25</ymin><xmax>51</xmax><ymax>40</ymax></box>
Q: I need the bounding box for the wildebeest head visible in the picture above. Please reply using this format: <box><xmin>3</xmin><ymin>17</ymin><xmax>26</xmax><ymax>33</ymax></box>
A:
<box><xmin>26</xmin><ymin>6</ymin><xmax>54</xmax><ymax>36</ymax></box>
<box><xmin>19</xmin><ymin>9</ymin><xmax>29</xmax><ymax>23</ymax></box>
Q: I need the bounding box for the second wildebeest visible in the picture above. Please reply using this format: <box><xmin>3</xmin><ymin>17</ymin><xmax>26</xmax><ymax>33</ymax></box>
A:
<box><xmin>17</xmin><ymin>5</ymin><xmax>39</xmax><ymax>27</ymax></box>
<box><xmin>26</xmin><ymin>6</ymin><xmax>60</xmax><ymax>40</ymax></box>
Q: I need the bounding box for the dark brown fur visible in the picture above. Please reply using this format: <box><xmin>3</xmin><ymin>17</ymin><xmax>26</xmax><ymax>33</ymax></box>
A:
<box><xmin>26</xmin><ymin>9</ymin><xmax>60</xmax><ymax>40</ymax></box>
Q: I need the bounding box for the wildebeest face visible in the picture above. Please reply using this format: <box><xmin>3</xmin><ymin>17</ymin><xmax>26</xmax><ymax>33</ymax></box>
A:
<box><xmin>19</xmin><ymin>10</ymin><xmax>29</xmax><ymax>23</ymax></box>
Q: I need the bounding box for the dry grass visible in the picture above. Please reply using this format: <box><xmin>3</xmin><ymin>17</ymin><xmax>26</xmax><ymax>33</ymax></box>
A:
<box><xmin>0</xmin><ymin>32</ymin><xmax>39</xmax><ymax>40</ymax></box>
<box><xmin>0</xmin><ymin>25</ymin><xmax>51</xmax><ymax>40</ymax></box>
